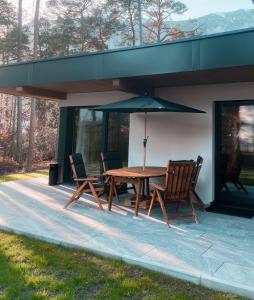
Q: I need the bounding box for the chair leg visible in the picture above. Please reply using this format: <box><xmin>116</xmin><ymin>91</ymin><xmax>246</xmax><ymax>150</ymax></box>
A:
<box><xmin>236</xmin><ymin>180</ymin><xmax>248</xmax><ymax>194</ymax></box>
<box><xmin>190</xmin><ymin>201</ymin><xmax>200</xmax><ymax>224</ymax></box>
<box><xmin>223</xmin><ymin>183</ymin><xmax>231</xmax><ymax>194</ymax></box>
<box><xmin>88</xmin><ymin>182</ymin><xmax>104</xmax><ymax>210</ymax></box>
<box><xmin>156</xmin><ymin>190</ymin><xmax>170</xmax><ymax>227</ymax></box>
<box><xmin>189</xmin><ymin>192</ymin><xmax>200</xmax><ymax>224</ymax></box>
<box><xmin>192</xmin><ymin>190</ymin><xmax>206</xmax><ymax>211</ymax></box>
<box><xmin>64</xmin><ymin>194</ymin><xmax>78</xmax><ymax>209</ymax></box>
<box><xmin>98</xmin><ymin>190</ymin><xmax>105</xmax><ymax>198</ymax></box>
<box><xmin>148</xmin><ymin>190</ymin><xmax>156</xmax><ymax>216</ymax></box>
<box><xmin>64</xmin><ymin>181</ymin><xmax>87</xmax><ymax>209</ymax></box>
<box><xmin>108</xmin><ymin>177</ymin><xmax>114</xmax><ymax>211</ymax></box>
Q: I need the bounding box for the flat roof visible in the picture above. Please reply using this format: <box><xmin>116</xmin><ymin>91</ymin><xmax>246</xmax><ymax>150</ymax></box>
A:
<box><xmin>1</xmin><ymin>28</ymin><xmax>254</xmax><ymax>100</ymax></box>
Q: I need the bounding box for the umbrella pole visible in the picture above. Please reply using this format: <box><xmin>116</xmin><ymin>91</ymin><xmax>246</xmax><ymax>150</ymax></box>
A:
<box><xmin>143</xmin><ymin>112</ymin><xmax>148</xmax><ymax>171</ymax></box>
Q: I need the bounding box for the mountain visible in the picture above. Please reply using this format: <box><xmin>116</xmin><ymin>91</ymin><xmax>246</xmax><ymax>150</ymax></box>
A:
<box><xmin>26</xmin><ymin>9</ymin><xmax>254</xmax><ymax>53</ymax></box>
<box><xmin>107</xmin><ymin>9</ymin><xmax>254</xmax><ymax>48</ymax></box>
<box><xmin>168</xmin><ymin>9</ymin><xmax>254</xmax><ymax>36</ymax></box>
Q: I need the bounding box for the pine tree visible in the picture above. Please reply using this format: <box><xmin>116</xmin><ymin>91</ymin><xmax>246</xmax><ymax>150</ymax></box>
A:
<box><xmin>143</xmin><ymin>0</ymin><xmax>187</xmax><ymax>42</ymax></box>
<box><xmin>107</xmin><ymin>0</ymin><xmax>142</xmax><ymax>46</ymax></box>
<box><xmin>47</xmin><ymin>0</ymin><xmax>93</xmax><ymax>51</ymax></box>
<box><xmin>39</xmin><ymin>16</ymin><xmax>77</xmax><ymax>57</ymax></box>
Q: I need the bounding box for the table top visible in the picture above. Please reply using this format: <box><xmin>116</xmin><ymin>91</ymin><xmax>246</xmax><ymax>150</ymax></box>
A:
<box><xmin>105</xmin><ymin>166</ymin><xmax>167</xmax><ymax>178</ymax></box>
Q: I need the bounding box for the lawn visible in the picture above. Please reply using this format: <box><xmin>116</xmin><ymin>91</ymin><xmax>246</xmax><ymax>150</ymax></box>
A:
<box><xmin>240</xmin><ymin>169</ymin><xmax>254</xmax><ymax>186</ymax></box>
<box><xmin>0</xmin><ymin>170</ymin><xmax>48</xmax><ymax>184</ymax></box>
<box><xmin>0</xmin><ymin>231</ymin><xmax>243</xmax><ymax>300</ymax></box>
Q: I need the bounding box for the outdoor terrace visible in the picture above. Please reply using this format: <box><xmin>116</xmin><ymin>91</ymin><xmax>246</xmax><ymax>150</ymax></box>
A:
<box><xmin>0</xmin><ymin>177</ymin><xmax>254</xmax><ymax>298</ymax></box>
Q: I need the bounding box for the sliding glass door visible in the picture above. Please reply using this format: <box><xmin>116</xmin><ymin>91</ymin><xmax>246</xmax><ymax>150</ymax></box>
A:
<box><xmin>73</xmin><ymin>108</ymin><xmax>130</xmax><ymax>174</ymax></box>
<box><xmin>215</xmin><ymin>101</ymin><xmax>254</xmax><ymax>214</ymax></box>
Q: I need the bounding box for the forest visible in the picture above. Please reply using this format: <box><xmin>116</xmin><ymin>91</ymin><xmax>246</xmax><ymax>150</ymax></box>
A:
<box><xmin>0</xmin><ymin>0</ymin><xmax>198</xmax><ymax>174</ymax></box>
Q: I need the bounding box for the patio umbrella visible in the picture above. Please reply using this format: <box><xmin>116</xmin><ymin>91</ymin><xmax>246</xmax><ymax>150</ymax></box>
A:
<box><xmin>91</xmin><ymin>95</ymin><xmax>206</xmax><ymax>170</ymax></box>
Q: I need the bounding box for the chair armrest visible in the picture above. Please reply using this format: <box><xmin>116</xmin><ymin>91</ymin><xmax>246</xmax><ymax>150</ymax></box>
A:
<box><xmin>74</xmin><ymin>178</ymin><xmax>98</xmax><ymax>182</ymax></box>
<box><xmin>150</xmin><ymin>182</ymin><xmax>165</xmax><ymax>192</ymax></box>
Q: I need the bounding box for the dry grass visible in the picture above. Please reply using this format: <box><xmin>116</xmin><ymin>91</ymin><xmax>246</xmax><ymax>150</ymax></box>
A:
<box><xmin>0</xmin><ymin>170</ymin><xmax>48</xmax><ymax>184</ymax></box>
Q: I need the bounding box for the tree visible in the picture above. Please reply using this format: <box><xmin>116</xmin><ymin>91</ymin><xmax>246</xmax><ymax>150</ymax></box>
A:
<box><xmin>0</xmin><ymin>0</ymin><xmax>60</xmax><ymax>172</ymax></box>
<box><xmin>0</xmin><ymin>0</ymin><xmax>16</xmax><ymax>63</ymax></box>
<box><xmin>16</xmin><ymin>0</ymin><xmax>23</xmax><ymax>164</ymax></box>
<box><xmin>0</xmin><ymin>0</ymin><xmax>29</xmax><ymax>64</ymax></box>
<box><xmin>47</xmin><ymin>0</ymin><xmax>121</xmax><ymax>52</ymax></box>
<box><xmin>0</xmin><ymin>0</ymin><xmax>15</xmax><ymax>28</ymax></box>
<box><xmin>107</xmin><ymin>0</ymin><xmax>142</xmax><ymax>46</ymax></box>
<box><xmin>27</xmin><ymin>0</ymin><xmax>41</xmax><ymax>171</ymax></box>
<box><xmin>47</xmin><ymin>0</ymin><xmax>93</xmax><ymax>51</ymax></box>
<box><xmin>143</xmin><ymin>0</ymin><xmax>187</xmax><ymax>42</ymax></box>
<box><xmin>39</xmin><ymin>16</ymin><xmax>77</xmax><ymax>57</ymax></box>
<box><xmin>84</xmin><ymin>3</ymin><xmax>120</xmax><ymax>50</ymax></box>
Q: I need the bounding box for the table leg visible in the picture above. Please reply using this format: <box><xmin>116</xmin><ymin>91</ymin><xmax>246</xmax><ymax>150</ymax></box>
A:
<box><xmin>135</xmin><ymin>178</ymin><xmax>142</xmax><ymax>216</ymax></box>
<box><xmin>146</xmin><ymin>177</ymin><xmax>150</xmax><ymax>197</ymax></box>
<box><xmin>108</xmin><ymin>176</ymin><xmax>114</xmax><ymax>211</ymax></box>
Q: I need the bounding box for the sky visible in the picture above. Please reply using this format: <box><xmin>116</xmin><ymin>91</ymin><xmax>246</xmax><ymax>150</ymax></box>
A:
<box><xmin>10</xmin><ymin>0</ymin><xmax>254</xmax><ymax>21</ymax></box>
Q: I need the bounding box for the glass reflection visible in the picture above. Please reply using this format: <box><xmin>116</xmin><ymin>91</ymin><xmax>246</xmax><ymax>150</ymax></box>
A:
<box><xmin>220</xmin><ymin>104</ymin><xmax>254</xmax><ymax>202</ymax></box>
<box><xmin>74</xmin><ymin>109</ymin><xmax>103</xmax><ymax>174</ymax></box>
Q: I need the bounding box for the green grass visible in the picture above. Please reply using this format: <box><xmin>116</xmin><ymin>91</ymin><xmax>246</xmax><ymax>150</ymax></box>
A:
<box><xmin>0</xmin><ymin>170</ymin><xmax>48</xmax><ymax>184</ymax></box>
<box><xmin>0</xmin><ymin>231</ymin><xmax>243</xmax><ymax>300</ymax></box>
<box><xmin>240</xmin><ymin>169</ymin><xmax>254</xmax><ymax>186</ymax></box>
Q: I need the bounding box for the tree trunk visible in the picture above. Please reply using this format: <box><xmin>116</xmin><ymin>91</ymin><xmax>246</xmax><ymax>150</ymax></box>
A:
<box><xmin>16</xmin><ymin>0</ymin><xmax>23</xmax><ymax>164</ymax></box>
<box><xmin>27</xmin><ymin>99</ymin><xmax>36</xmax><ymax>171</ymax></box>
<box><xmin>11</xmin><ymin>97</ymin><xmax>16</xmax><ymax>158</ymax></box>
<box><xmin>137</xmin><ymin>0</ymin><xmax>143</xmax><ymax>45</ymax></box>
<box><xmin>27</xmin><ymin>0</ymin><xmax>40</xmax><ymax>171</ymax></box>
<box><xmin>128</xmin><ymin>2</ymin><xmax>136</xmax><ymax>46</ymax></box>
<box><xmin>80</xmin><ymin>11</ymin><xmax>85</xmax><ymax>51</ymax></box>
<box><xmin>33</xmin><ymin>0</ymin><xmax>40</xmax><ymax>58</ymax></box>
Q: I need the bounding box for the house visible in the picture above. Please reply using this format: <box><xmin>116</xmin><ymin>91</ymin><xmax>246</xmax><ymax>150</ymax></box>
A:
<box><xmin>1</xmin><ymin>28</ymin><xmax>254</xmax><ymax>217</ymax></box>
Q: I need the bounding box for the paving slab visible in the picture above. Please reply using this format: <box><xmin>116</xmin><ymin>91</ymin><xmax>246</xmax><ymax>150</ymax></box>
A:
<box><xmin>0</xmin><ymin>177</ymin><xmax>254</xmax><ymax>299</ymax></box>
<box><xmin>215</xmin><ymin>263</ymin><xmax>254</xmax><ymax>287</ymax></box>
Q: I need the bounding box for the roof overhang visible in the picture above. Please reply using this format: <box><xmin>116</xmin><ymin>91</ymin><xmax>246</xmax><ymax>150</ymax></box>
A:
<box><xmin>1</xmin><ymin>28</ymin><xmax>254</xmax><ymax>100</ymax></box>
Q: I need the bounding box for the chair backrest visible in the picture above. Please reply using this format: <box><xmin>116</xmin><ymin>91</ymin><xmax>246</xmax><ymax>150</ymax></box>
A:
<box><xmin>69</xmin><ymin>153</ymin><xmax>87</xmax><ymax>186</ymax></box>
<box><xmin>192</xmin><ymin>155</ymin><xmax>204</xmax><ymax>189</ymax></box>
<box><xmin>101</xmin><ymin>151</ymin><xmax>123</xmax><ymax>172</ymax></box>
<box><xmin>164</xmin><ymin>161</ymin><xmax>195</xmax><ymax>202</ymax></box>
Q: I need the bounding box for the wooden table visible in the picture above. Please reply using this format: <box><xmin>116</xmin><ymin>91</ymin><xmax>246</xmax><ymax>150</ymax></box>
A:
<box><xmin>106</xmin><ymin>167</ymin><xmax>166</xmax><ymax>216</ymax></box>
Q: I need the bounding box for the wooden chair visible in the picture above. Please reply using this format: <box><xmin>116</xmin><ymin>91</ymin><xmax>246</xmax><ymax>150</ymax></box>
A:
<box><xmin>101</xmin><ymin>151</ymin><xmax>136</xmax><ymax>198</ymax></box>
<box><xmin>191</xmin><ymin>155</ymin><xmax>206</xmax><ymax>211</ymax></box>
<box><xmin>64</xmin><ymin>153</ymin><xmax>105</xmax><ymax>210</ymax></box>
<box><xmin>148</xmin><ymin>161</ymin><xmax>199</xmax><ymax>227</ymax></box>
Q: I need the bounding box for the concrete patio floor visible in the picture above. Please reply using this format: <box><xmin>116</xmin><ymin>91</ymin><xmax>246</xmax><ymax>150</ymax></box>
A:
<box><xmin>0</xmin><ymin>177</ymin><xmax>254</xmax><ymax>298</ymax></box>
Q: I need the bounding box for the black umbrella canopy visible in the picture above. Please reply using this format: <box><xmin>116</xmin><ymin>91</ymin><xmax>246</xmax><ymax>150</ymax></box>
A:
<box><xmin>91</xmin><ymin>95</ymin><xmax>206</xmax><ymax>113</ymax></box>
<box><xmin>91</xmin><ymin>95</ymin><xmax>206</xmax><ymax>170</ymax></box>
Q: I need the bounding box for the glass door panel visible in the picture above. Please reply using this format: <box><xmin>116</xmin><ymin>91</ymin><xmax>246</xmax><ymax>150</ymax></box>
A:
<box><xmin>72</xmin><ymin>109</ymin><xmax>130</xmax><ymax>175</ymax></box>
<box><xmin>73</xmin><ymin>108</ymin><xmax>103</xmax><ymax>174</ymax></box>
<box><xmin>217</xmin><ymin>102</ymin><xmax>254</xmax><ymax>206</ymax></box>
<box><xmin>108</xmin><ymin>112</ymin><xmax>129</xmax><ymax>166</ymax></box>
